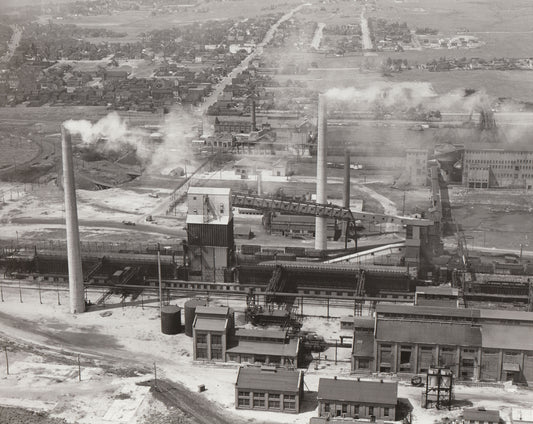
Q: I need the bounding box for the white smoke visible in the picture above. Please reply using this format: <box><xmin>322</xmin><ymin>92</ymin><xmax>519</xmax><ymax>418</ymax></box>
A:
<box><xmin>324</xmin><ymin>83</ymin><xmax>494</xmax><ymax>113</ymax></box>
<box><xmin>145</xmin><ymin>106</ymin><xmax>199</xmax><ymax>174</ymax></box>
<box><xmin>63</xmin><ymin>112</ymin><xmax>129</xmax><ymax>145</ymax></box>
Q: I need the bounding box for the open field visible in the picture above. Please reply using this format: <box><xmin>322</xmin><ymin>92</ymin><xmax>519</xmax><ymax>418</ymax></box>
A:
<box><xmin>56</xmin><ymin>0</ymin><xmax>302</xmax><ymax>40</ymax></box>
<box><xmin>372</xmin><ymin>0</ymin><xmax>533</xmax><ymax>57</ymax></box>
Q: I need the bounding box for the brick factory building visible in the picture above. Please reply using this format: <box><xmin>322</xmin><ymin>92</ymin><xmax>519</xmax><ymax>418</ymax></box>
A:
<box><xmin>352</xmin><ymin>304</ymin><xmax>533</xmax><ymax>384</ymax></box>
<box><xmin>235</xmin><ymin>366</ymin><xmax>304</xmax><ymax>413</ymax></box>
<box><xmin>192</xmin><ymin>306</ymin><xmax>233</xmax><ymax>361</ymax></box>
<box><xmin>314</xmin><ymin>377</ymin><xmax>397</xmax><ymax>421</ymax></box>
<box><xmin>226</xmin><ymin>328</ymin><xmax>300</xmax><ymax>367</ymax></box>
<box><xmin>462</xmin><ymin>148</ymin><xmax>533</xmax><ymax>189</ymax></box>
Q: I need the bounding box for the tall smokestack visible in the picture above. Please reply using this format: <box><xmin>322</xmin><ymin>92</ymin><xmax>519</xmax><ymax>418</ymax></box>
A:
<box><xmin>343</xmin><ymin>149</ymin><xmax>350</xmax><ymax>209</ymax></box>
<box><xmin>342</xmin><ymin>149</ymin><xmax>350</xmax><ymax>241</ymax></box>
<box><xmin>315</xmin><ymin>94</ymin><xmax>327</xmax><ymax>250</ymax></box>
<box><xmin>61</xmin><ymin>126</ymin><xmax>85</xmax><ymax>314</ymax></box>
<box><xmin>251</xmin><ymin>100</ymin><xmax>257</xmax><ymax>132</ymax></box>
<box><xmin>257</xmin><ymin>171</ymin><xmax>262</xmax><ymax>196</ymax></box>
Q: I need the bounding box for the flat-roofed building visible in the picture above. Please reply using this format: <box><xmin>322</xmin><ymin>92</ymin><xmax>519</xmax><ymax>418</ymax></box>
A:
<box><xmin>463</xmin><ymin>148</ymin><xmax>533</xmax><ymax>189</ymax></box>
<box><xmin>316</xmin><ymin>378</ymin><xmax>397</xmax><ymax>420</ymax></box>
<box><xmin>235</xmin><ymin>366</ymin><xmax>304</xmax><ymax>413</ymax></box>
<box><xmin>193</xmin><ymin>306</ymin><xmax>233</xmax><ymax>361</ymax></box>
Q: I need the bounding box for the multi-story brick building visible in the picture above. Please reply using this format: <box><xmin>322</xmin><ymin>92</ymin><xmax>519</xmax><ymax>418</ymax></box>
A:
<box><xmin>462</xmin><ymin>148</ymin><xmax>533</xmax><ymax>189</ymax></box>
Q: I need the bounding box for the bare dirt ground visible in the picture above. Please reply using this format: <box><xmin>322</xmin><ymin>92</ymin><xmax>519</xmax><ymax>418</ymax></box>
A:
<box><xmin>0</xmin><ymin>287</ymin><xmax>532</xmax><ymax>423</ymax></box>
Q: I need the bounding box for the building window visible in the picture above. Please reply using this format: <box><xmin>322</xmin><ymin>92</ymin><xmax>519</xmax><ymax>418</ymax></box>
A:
<box><xmin>253</xmin><ymin>399</ymin><xmax>265</xmax><ymax>407</ymax></box>
<box><xmin>384</xmin><ymin>407</ymin><xmax>390</xmax><ymax>416</ymax></box>
<box><xmin>196</xmin><ymin>348</ymin><xmax>207</xmax><ymax>359</ymax></box>
<box><xmin>196</xmin><ymin>333</ymin><xmax>207</xmax><ymax>344</ymax></box>
<box><xmin>211</xmin><ymin>334</ymin><xmax>222</xmax><ymax>346</ymax></box>
<box><xmin>238</xmin><ymin>391</ymin><xmax>250</xmax><ymax>397</ymax></box>
<box><xmin>211</xmin><ymin>349</ymin><xmax>223</xmax><ymax>360</ymax></box>
<box><xmin>324</xmin><ymin>403</ymin><xmax>330</xmax><ymax>413</ymax></box>
<box><xmin>342</xmin><ymin>404</ymin><xmax>347</xmax><ymax>414</ymax></box>
<box><xmin>369</xmin><ymin>406</ymin><xmax>374</xmax><ymax>416</ymax></box>
<box><xmin>238</xmin><ymin>398</ymin><xmax>249</xmax><ymax>407</ymax></box>
<box><xmin>253</xmin><ymin>392</ymin><xmax>265</xmax><ymax>408</ymax></box>
<box><xmin>284</xmin><ymin>394</ymin><xmax>296</xmax><ymax>410</ymax></box>
<box><xmin>354</xmin><ymin>405</ymin><xmax>359</xmax><ymax>415</ymax></box>
<box><xmin>269</xmin><ymin>394</ymin><xmax>280</xmax><ymax>409</ymax></box>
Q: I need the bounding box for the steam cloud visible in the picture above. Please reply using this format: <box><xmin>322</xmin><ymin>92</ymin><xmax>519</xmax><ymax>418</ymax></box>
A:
<box><xmin>62</xmin><ymin>108</ymin><xmax>199</xmax><ymax>174</ymax></box>
<box><xmin>324</xmin><ymin>82</ymin><xmax>494</xmax><ymax>113</ymax></box>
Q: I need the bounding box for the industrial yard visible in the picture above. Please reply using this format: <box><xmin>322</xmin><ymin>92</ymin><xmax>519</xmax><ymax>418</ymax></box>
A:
<box><xmin>1</xmin><ymin>0</ymin><xmax>533</xmax><ymax>423</ymax></box>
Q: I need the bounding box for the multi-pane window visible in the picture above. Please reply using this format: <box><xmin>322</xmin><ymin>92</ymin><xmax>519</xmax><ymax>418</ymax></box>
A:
<box><xmin>253</xmin><ymin>392</ymin><xmax>265</xmax><ymax>408</ymax></box>
<box><xmin>211</xmin><ymin>348</ymin><xmax>223</xmax><ymax>360</ymax></box>
<box><xmin>196</xmin><ymin>347</ymin><xmax>207</xmax><ymax>359</ymax></box>
<box><xmin>211</xmin><ymin>334</ymin><xmax>222</xmax><ymax>345</ymax></box>
<box><xmin>384</xmin><ymin>407</ymin><xmax>390</xmax><ymax>417</ymax></box>
<box><xmin>238</xmin><ymin>398</ymin><xmax>249</xmax><ymax>407</ymax></box>
<box><xmin>268</xmin><ymin>394</ymin><xmax>280</xmax><ymax>409</ymax></box>
<box><xmin>283</xmin><ymin>394</ymin><xmax>296</xmax><ymax>410</ymax></box>
<box><xmin>196</xmin><ymin>333</ymin><xmax>207</xmax><ymax>344</ymax></box>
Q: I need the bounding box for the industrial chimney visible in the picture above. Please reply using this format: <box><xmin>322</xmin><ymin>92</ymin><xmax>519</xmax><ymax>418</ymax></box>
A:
<box><xmin>61</xmin><ymin>125</ymin><xmax>85</xmax><ymax>314</ymax></box>
<box><xmin>342</xmin><ymin>149</ymin><xmax>351</xmax><ymax>242</ymax></box>
<box><xmin>315</xmin><ymin>94</ymin><xmax>327</xmax><ymax>250</ymax></box>
<box><xmin>251</xmin><ymin>99</ymin><xmax>257</xmax><ymax>132</ymax></box>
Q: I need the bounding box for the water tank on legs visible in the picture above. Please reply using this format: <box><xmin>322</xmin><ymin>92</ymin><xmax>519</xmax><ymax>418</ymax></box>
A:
<box><xmin>161</xmin><ymin>305</ymin><xmax>181</xmax><ymax>335</ymax></box>
<box><xmin>184</xmin><ymin>298</ymin><xmax>207</xmax><ymax>337</ymax></box>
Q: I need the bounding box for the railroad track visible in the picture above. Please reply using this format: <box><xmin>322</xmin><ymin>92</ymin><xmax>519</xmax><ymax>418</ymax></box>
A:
<box><xmin>147</xmin><ymin>379</ymin><xmax>239</xmax><ymax>424</ymax></box>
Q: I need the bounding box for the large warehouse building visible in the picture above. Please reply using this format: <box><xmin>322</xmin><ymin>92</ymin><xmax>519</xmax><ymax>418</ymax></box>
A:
<box><xmin>462</xmin><ymin>148</ymin><xmax>533</xmax><ymax>189</ymax></box>
<box><xmin>352</xmin><ymin>304</ymin><xmax>533</xmax><ymax>384</ymax></box>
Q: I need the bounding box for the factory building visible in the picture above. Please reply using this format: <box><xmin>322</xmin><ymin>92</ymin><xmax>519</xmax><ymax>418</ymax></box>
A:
<box><xmin>235</xmin><ymin>366</ymin><xmax>304</xmax><ymax>413</ymax></box>
<box><xmin>226</xmin><ymin>328</ymin><xmax>300</xmax><ymax>367</ymax></box>
<box><xmin>186</xmin><ymin>187</ymin><xmax>234</xmax><ymax>282</ymax></box>
<box><xmin>463</xmin><ymin>149</ymin><xmax>533</xmax><ymax>189</ymax></box>
<box><xmin>405</xmin><ymin>149</ymin><xmax>429</xmax><ymax>186</ymax></box>
<box><xmin>313</xmin><ymin>378</ymin><xmax>397</xmax><ymax>421</ymax></box>
<box><xmin>462</xmin><ymin>407</ymin><xmax>500</xmax><ymax>424</ymax></box>
<box><xmin>352</xmin><ymin>304</ymin><xmax>533</xmax><ymax>384</ymax></box>
<box><xmin>192</xmin><ymin>306</ymin><xmax>233</xmax><ymax>361</ymax></box>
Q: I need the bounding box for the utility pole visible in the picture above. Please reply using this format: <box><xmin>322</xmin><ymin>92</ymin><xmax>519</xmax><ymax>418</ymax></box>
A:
<box><xmin>4</xmin><ymin>346</ymin><xmax>8</xmax><ymax>375</ymax></box>
<box><xmin>157</xmin><ymin>243</ymin><xmax>162</xmax><ymax>314</ymax></box>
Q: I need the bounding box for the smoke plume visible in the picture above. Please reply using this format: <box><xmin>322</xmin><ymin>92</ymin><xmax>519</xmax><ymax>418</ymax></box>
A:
<box><xmin>324</xmin><ymin>82</ymin><xmax>494</xmax><ymax>113</ymax></box>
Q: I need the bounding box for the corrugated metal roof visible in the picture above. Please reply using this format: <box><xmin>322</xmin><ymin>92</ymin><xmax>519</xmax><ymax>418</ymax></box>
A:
<box><xmin>236</xmin><ymin>367</ymin><xmax>302</xmax><ymax>392</ymax></box>
<box><xmin>376</xmin><ymin>320</ymin><xmax>482</xmax><ymax>347</ymax></box>
<box><xmin>195</xmin><ymin>306</ymin><xmax>229</xmax><ymax>316</ymax></box>
<box><xmin>463</xmin><ymin>408</ymin><xmax>499</xmax><ymax>422</ymax></box>
<box><xmin>227</xmin><ymin>339</ymin><xmax>299</xmax><ymax>357</ymax></box>
<box><xmin>376</xmin><ymin>304</ymin><xmax>480</xmax><ymax>319</ymax></box>
<box><xmin>481</xmin><ymin>324</ymin><xmax>533</xmax><ymax>350</ymax></box>
<box><xmin>193</xmin><ymin>317</ymin><xmax>228</xmax><ymax>332</ymax></box>
<box><xmin>317</xmin><ymin>378</ymin><xmax>397</xmax><ymax>405</ymax></box>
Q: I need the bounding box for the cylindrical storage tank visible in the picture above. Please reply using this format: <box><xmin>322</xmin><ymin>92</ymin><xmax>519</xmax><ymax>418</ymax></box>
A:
<box><xmin>184</xmin><ymin>298</ymin><xmax>207</xmax><ymax>337</ymax></box>
<box><xmin>161</xmin><ymin>305</ymin><xmax>181</xmax><ymax>335</ymax></box>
